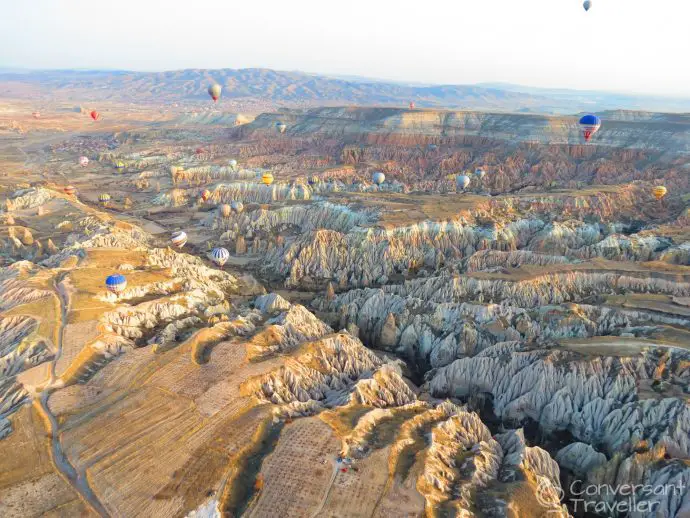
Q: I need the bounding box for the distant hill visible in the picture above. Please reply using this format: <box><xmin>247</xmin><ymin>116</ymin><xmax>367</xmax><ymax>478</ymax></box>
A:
<box><xmin>1</xmin><ymin>68</ymin><xmax>689</xmax><ymax>114</ymax></box>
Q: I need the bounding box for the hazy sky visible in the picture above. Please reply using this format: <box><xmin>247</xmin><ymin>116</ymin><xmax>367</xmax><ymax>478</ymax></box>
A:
<box><xmin>1</xmin><ymin>0</ymin><xmax>689</xmax><ymax>96</ymax></box>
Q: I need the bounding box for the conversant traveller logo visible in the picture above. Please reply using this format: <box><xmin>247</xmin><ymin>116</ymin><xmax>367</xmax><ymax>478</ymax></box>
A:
<box><xmin>535</xmin><ymin>477</ymin><xmax>686</xmax><ymax>515</ymax></box>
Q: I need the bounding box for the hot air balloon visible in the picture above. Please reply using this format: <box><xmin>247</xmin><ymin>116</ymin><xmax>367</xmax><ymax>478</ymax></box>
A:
<box><xmin>221</xmin><ymin>204</ymin><xmax>232</xmax><ymax>218</ymax></box>
<box><xmin>579</xmin><ymin>114</ymin><xmax>601</xmax><ymax>142</ymax></box>
<box><xmin>211</xmin><ymin>247</ymin><xmax>230</xmax><ymax>267</ymax></box>
<box><xmin>200</xmin><ymin>189</ymin><xmax>211</xmax><ymax>202</ymax></box>
<box><xmin>409</xmin><ymin>101</ymin><xmax>416</xmax><ymax>110</ymax></box>
<box><xmin>105</xmin><ymin>273</ymin><xmax>127</xmax><ymax>294</ymax></box>
<box><xmin>475</xmin><ymin>168</ymin><xmax>486</xmax><ymax>180</ymax></box>
<box><xmin>652</xmin><ymin>186</ymin><xmax>667</xmax><ymax>200</ymax></box>
<box><xmin>583</xmin><ymin>0</ymin><xmax>592</xmax><ymax>11</ymax></box>
<box><xmin>90</xmin><ymin>110</ymin><xmax>99</xmax><ymax>121</ymax></box>
<box><xmin>372</xmin><ymin>172</ymin><xmax>385</xmax><ymax>185</ymax></box>
<box><xmin>456</xmin><ymin>174</ymin><xmax>471</xmax><ymax>190</ymax></box>
<box><xmin>32</xmin><ymin>112</ymin><xmax>41</xmax><ymax>119</ymax></box>
<box><xmin>308</xmin><ymin>175</ymin><xmax>320</xmax><ymax>186</ymax></box>
<box><xmin>229</xmin><ymin>159</ymin><xmax>238</xmax><ymax>169</ymax></box>
<box><xmin>261</xmin><ymin>172</ymin><xmax>274</xmax><ymax>186</ymax></box>
<box><xmin>208</xmin><ymin>84</ymin><xmax>222</xmax><ymax>102</ymax></box>
<box><xmin>79</xmin><ymin>156</ymin><xmax>89</xmax><ymax>167</ymax></box>
<box><xmin>231</xmin><ymin>200</ymin><xmax>244</xmax><ymax>213</ymax></box>
<box><xmin>171</xmin><ymin>230</ymin><xmax>188</xmax><ymax>249</ymax></box>
<box><xmin>115</xmin><ymin>161</ymin><xmax>125</xmax><ymax>170</ymax></box>
<box><xmin>427</xmin><ymin>144</ymin><xmax>438</xmax><ymax>151</ymax></box>
<box><xmin>196</xmin><ymin>147</ymin><xmax>205</xmax><ymax>155</ymax></box>
<box><xmin>98</xmin><ymin>193</ymin><xmax>111</xmax><ymax>206</ymax></box>
<box><xmin>276</xmin><ymin>122</ymin><xmax>287</xmax><ymax>134</ymax></box>
<box><xmin>64</xmin><ymin>185</ymin><xmax>77</xmax><ymax>196</ymax></box>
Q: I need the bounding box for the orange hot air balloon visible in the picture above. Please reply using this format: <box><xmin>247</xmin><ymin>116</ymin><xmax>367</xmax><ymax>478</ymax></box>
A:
<box><xmin>90</xmin><ymin>110</ymin><xmax>100</xmax><ymax>121</ymax></box>
<box><xmin>201</xmin><ymin>189</ymin><xmax>211</xmax><ymax>202</ymax></box>
<box><xmin>64</xmin><ymin>185</ymin><xmax>76</xmax><ymax>196</ymax></box>
<box><xmin>652</xmin><ymin>186</ymin><xmax>667</xmax><ymax>200</ymax></box>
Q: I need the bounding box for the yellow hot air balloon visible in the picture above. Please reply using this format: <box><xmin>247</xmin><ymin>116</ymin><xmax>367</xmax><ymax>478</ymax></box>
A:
<box><xmin>652</xmin><ymin>186</ymin><xmax>667</xmax><ymax>200</ymax></box>
<box><xmin>261</xmin><ymin>172</ymin><xmax>274</xmax><ymax>186</ymax></box>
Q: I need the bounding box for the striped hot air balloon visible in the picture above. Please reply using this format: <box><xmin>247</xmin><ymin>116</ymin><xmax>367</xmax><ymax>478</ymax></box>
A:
<box><xmin>652</xmin><ymin>186</ymin><xmax>667</xmax><ymax>200</ymax></box>
<box><xmin>79</xmin><ymin>156</ymin><xmax>89</xmax><ymax>167</ymax></box>
<box><xmin>308</xmin><ymin>175</ymin><xmax>320</xmax><ymax>186</ymax></box>
<box><xmin>171</xmin><ymin>230</ymin><xmax>188</xmax><ymax>249</ymax></box>
<box><xmin>64</xmin><ymin>185</ymin><xmax>77</xmax><ymax>196</ymax></box>
<box><xmin>211</xmin><ymin>247</ymin><xmax>230</xmax><ymax>267</ymax></box>
<box><xmin>276</xmin><ymin>122</ymin><xmax>287</xmax><ymax>134</ymax></box>
<box><xmin>105</xmin><ymin>273</ymin><xmax>127</xmax><ymax>294</ymax></box>
<box><xmin>261</xmin><ymin>172</ymin><xmax>274</xmax><ymax>186</ymax></box>
<box><xmin>372</xmin><ymin>172</ymin><xmax>385</xmax><ymax>185</ymax></box>
<box><xmin>579</xmin><ymin>114</ymin><xmax>601</xmax><ymax>142</ymax></box>
<box><xmin>231</xmin><ymin>200</ymin><xmax>244</xmax><ymax>213</ymax></box>
<box><xmin>200</xmin><ymin>190</ymin><xmax>211</xmax><ymax>202</ymax></box>
<box><xmin>456</xmin><ymin>174</ymin><xmax>471</xmax><ymax>190</ymax></box>
<box><xmin>115</xmin><ymin>161</ymin><xmax>125</xmax><ymax>170</ymax></box>
<box><xmin>98</xmin><ymin>193</ymin><xmax>111</xmax><ymax>206</ymax></box>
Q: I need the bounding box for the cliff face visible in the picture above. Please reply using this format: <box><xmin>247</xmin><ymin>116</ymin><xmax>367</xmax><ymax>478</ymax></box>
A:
<box><xmin>244</xmin><ymin>108</ymin><xmax>690</xmax><ymax>154</ymax></box>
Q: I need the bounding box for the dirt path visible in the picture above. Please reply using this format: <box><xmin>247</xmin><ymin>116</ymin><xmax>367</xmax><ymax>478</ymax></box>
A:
<box><xmin>32</xmin><ymin>272</ymin><xmax>110</xmax><ymax>517</ymax></box>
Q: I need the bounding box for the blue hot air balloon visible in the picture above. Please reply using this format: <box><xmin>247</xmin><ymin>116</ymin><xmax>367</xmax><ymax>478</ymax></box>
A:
<box><xmin>583</xmin><ymin>0</ymin><xmax>592</xmax><ymax>11</ymax></box>
<box><xmin>579</xmin><ymin>114</ymin><xmax>601</xmax><ymax>142</ymax></box>
<box><xmin>105</xmin><ymin>273</ymin><xmax>127</xmax><ymax>294</ymax></box>
<box><xmin>211</xmin><ymin>247</ymin><xmax>230</xmax><ymax>267</ymax></box>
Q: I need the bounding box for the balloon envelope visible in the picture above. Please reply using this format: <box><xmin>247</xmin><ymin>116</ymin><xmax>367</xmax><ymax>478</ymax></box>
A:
<box><xmin>90</xmin><ymin>110</ymin><xmax>99</xmax><ymax>121</ymax></box>
<box><xmin>79</xmin><ymin>156</ymin><xmax>89</xmax><ymax>167</ymax></box>
<box><xmin>171</xmin><ymin>231</ymin><xmax>187</xmax><ymax>249</ymax></box>
<box><xmin>456</xmin><ymin>175</ymin><xmax>471</xmax><ymax>190</ymax></box>
<box><xmin>579</xmin><ymin>114</ymin><xmax>601</xmax><ymax>142</ymax></box>
<box><xmin>262</xmin><ymin>172</ymin><xmax>274</xmax><ymax>186</ymax></box>
<box><xmin>231</xmin><ymin>200</ymin><xmax>244</xmax><ymax>213</ymax></box>
<box><xmin>105</xmin><ymin>273</ymin><xmax>127</xmax><ymax>293</ymax></box>
<box><xmin>208</xmin><ymin>84</ymin><xmax>222</xmax><ymax>102</ymax></box>
<box><xmin>211</xmin><ymin>247</ymin><xmax>230</xmax><ymax>267</ymax></box>
<box><xmin>652</xmin><ymin>186</ymin><xmax>667</xmax><ymax>200</ymax></box>
<box><xmin>201</xmin><ymin>190</ymin><xmax>211</xmax><ymax>201</ymax></box>
<box><xmin>475</xmin><ymin>168</ymin><xmax>486</xmax><ymax>179</ymax></box>
<box><xmin>372</xmin><ymin>172</ymin><xmax>386</xmax><ymax>185</ymax></box>
<box><xmin>64</xmin><ymin>186</ymin><xmax>76</xmax><ymax>196</ymax></box>
<box><xmin>583</xmin><ymin>0</ymin><xmax>591</xmax><ymax>11</ymax></box>
<box><xmin>276</xmin><ymin>122</ymin><xmax>287</xmax><ymax>134</ymax></box>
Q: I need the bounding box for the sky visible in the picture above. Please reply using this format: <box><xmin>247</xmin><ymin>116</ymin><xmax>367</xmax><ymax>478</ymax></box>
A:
<box><xmin>1</xmin><ymin>0</ymin><xmax>689</xmax><ymax>97</ymax></box>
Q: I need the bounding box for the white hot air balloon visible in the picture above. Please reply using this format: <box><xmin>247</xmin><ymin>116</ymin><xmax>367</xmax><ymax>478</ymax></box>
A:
<box><xmin>171</xmin><ymin>230</ymin><xmax>188</xmax><ymax>249</ymax></box>
<box><xmin>231</xmin><ymin>200</ymin><xmax>244</xmax><ymax>213</ymax></box>
<box><xmin>475</xmin><ymin>168</ymin><xmax>486</xmax><ymax>180</ymax></box>
<box><xmin>211</xmin><ymin>247</ymin><xmax>230</xmax><ymax>267</ymax></box>
<box><xmin>456</xmin><ymin>175</ymin><xmax>471</xmax><ymax>190</ymax></box>
<box><xmin>372</xmin><ymin>172</ymin><xmax>386</xmax><ymax>185</ymax></box>
<box><xmin>229</xmin><ymin>159</ymin><xmax>238</xmax><ymax>170</ymax></box>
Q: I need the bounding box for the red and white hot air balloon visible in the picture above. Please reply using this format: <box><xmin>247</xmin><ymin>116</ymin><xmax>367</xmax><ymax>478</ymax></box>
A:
<box><xmin>200</xmin><ymin>189</ymin><xmax>211</xmax><ymax>202</ymax></box>
<box><xmin>90</xmin><ymin>110</ymin><xmax>100</xmax><ymax>121</ymax></box>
